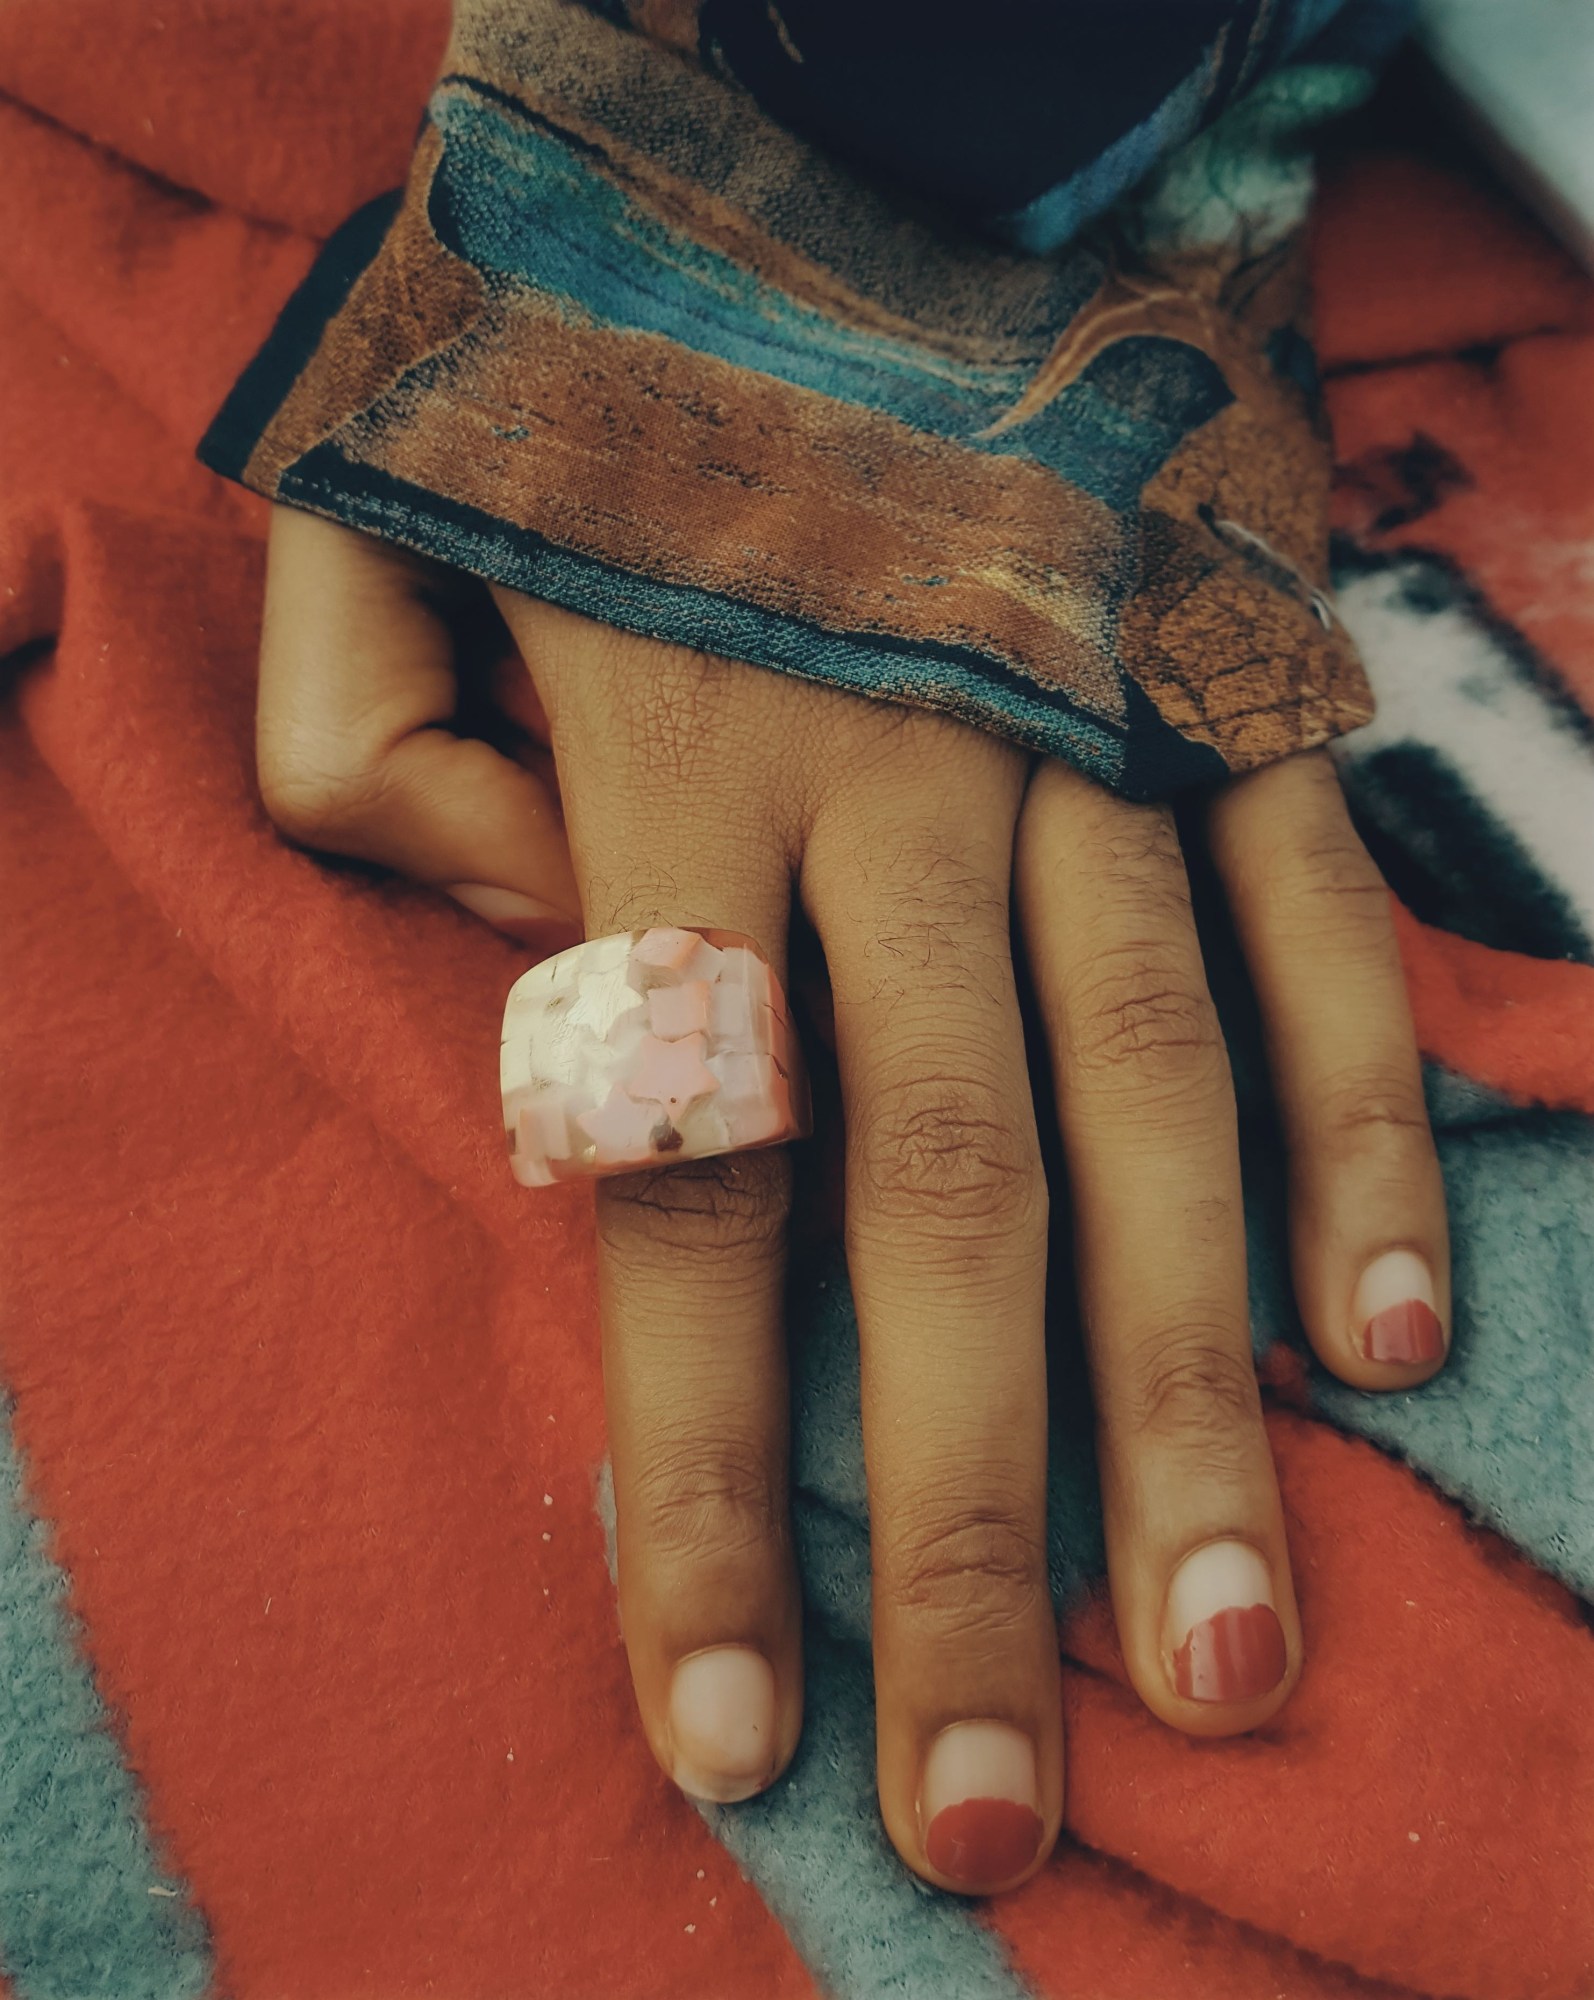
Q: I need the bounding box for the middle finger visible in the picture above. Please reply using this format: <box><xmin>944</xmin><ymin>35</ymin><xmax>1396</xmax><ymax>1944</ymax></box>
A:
<box><xmin>803</xmin><ymin>716</ymin><xmax>1063</xmax><ymax>1897</ymax></box>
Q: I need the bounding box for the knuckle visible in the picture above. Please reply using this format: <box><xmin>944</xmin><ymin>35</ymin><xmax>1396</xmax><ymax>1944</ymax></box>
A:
<box><xmin>873</xmin><ymin>839</ymin><xmax>1009</xmax><ymax>933</ymax></box>
<box><xmin>854</xmin><ymin>844</ymin><xmax>1011</xmax><ymax>1006</ymax></box>
<box><xmin>1262</xmin><ymin>811</ymin><xmax>1393</xmax><ymax>941</ymax></box>
<box><xmin>1076</xmin><ymin>802</ymin><xmax>1186</xmax><ymax>892</ymax></box>
<box><xmin>599</xmin><ymin>1148</ymin><xmax>790</xmax><ymax>1261</ymax></box>
<box><xmin>879</xmin><ymin>1494</ymin><xmax>1047</xmax><ymax>1639</ymax></box>
<box><xmin>1064</xmin><ymin>946</ymin><xmax>1227</xmax><ymax>1090</ymax></box>
<box><xmin>256</xmin><ymin>768</ymin><xmax>322</xmax><ymax>843</ymax></box>
<box><xmin>568</xmin><ymin>636</ymin><xmax>804</xmax><ymax>874</ymax></box>
<box><xmin>1023</xmin><ymin>785</ymin><xmax>1186</xmax><ymax>921</ymax></box>
<box><xmin>256</xmin><ymin>741</ymin><xmax>382</xmax><ymax>845</ymax></box>
<box><xmin>1219</xmin><ymin>757</ymin><xmax>1396</xmax><ymax>947</ymax></box>
<box><xmin>1313</xmin><ymin>1064</ymin><xmax>1433</xmax><ymax>1155</ymax></box>
<box><xmin>627</xmin><ymin>1434</ymin><xmax>786</xmax><ymax>1566</ymax></box>
<box><xmin>856</xmin><ymin>1074</ymin><xmax>1042</xmax><ymax>1232</ymax></box>
<box><xmin>1113</xmin><ymin>1325</ymin><xmax>1262</xmax><ymax>1462</ymax></box>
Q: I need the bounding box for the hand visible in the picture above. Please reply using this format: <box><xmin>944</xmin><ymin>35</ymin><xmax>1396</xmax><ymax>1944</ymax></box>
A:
<box><xmin>258</xmin><ymin>506</ymin><xmax>1450</xmax><ymax>1893</ymax></box>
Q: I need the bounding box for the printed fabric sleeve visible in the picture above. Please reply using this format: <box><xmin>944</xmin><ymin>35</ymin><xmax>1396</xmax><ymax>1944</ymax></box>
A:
<box><xmin>198</xmin><ymin>0</ymin><xmax>1407</xmax><ymax>800</ymax></box>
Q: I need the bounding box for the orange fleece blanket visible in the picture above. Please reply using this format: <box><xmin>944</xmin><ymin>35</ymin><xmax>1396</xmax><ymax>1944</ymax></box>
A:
<box><xmin>1</xmin><ymin>6</ymin><xmax>1591</xmax><ymax>1997</ymax></box>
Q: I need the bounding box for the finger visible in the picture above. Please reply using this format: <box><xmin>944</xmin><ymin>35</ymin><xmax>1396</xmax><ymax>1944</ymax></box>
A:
<box><xmin>1016</xmin><ymin>760</ymin><xmax>1300</xmax><ymax>1738</ymax></box>
<box><xmin>803</xmin><ymin>720</ymin><xmax>1062</xmax><ymax>1895</ymax></box>
<box><xmin>1207</xmin><ymin>752</ymin><xmax>1451</xmax><ymax>1387</ymax></box>
<box><xmin>257</xmin><ymin>507</ymin><xmax>580</xmax><ymax>943</ymax></box>
<box><xmin>495</xmin><ymin>601</ymin><xmax>808</xmax><ymax>1805</ymax></box>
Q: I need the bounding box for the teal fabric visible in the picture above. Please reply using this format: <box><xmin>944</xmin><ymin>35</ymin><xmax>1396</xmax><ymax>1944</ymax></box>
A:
<box><xmin>426</xmin><ymin>85</ymin><xmax>1223</xmax><ymax>512</ymax></box>
<box><xmin>1299</xmin><ymin>1078</ymin><xmax>1594</xmax><ymax>1595</ymax></box>
<box><xmin>0</xmin><ymin>1397</ymin><xmax>212</xmax><ymax>2000</ymax></box>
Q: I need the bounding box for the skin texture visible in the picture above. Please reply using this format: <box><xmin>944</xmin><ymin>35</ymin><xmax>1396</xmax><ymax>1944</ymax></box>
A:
<box><xmin>257</xmin><ymin>506</ymin><xmax>1451</xmax><ymax>1894</ymax></box>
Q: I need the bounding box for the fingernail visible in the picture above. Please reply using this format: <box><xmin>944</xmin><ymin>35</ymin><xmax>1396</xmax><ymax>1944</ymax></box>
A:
<box><xmin>919</xmin><ymin>1721</ymin><xmax>1044</xmax><ymax>1889</ymax></box>
<box><xmin>1354</xmin><ymin>1249</ymin><xmax>1445</xmax><ymax>1364</ymax></box>
<box><xmin>1165</xmin><ymin>1540</ymin><xmax>1287</xmax><ymax>1704</ymax></box>
<box><xmin>668</xmin><ymin>1646</ymin><xmax>777</xmax><ymax>1804</ymax></box>
<box><xmin>443</xmin><ymin>882</ymin><xmax>576</xmax><ymax>942</ymax></box>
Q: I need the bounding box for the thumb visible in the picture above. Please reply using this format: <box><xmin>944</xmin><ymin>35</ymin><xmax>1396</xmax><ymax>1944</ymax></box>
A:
<box><xmin>258</xmin><ymin>507</ymin><xmax>581</xmax><ymax>947</ymax></box>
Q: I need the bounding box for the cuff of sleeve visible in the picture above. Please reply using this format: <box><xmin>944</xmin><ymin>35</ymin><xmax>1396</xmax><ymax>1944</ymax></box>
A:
<box><xmin>198</xmin><ymin>0</ymin><xmax>1374</xmax><ymax>801</ymax></box>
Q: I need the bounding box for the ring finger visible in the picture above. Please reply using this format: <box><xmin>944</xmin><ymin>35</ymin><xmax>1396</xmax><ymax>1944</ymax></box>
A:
<box><xmin>1016</xmin><ymin>760</ymin><xmax>1301</xmax><ymax>1736</ymax></box>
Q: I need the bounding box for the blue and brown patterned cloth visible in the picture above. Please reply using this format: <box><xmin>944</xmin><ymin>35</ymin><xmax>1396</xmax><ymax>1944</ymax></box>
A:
<box><xmin>200</xmin><ymin>0</ymin><xmax>1411</xmax><ymax>798</ymax></box>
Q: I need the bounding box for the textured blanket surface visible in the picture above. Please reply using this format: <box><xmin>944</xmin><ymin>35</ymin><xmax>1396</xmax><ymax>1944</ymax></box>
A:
<box><xmin>1</xmin><ymin>5</ymin><xmax>1592</xmax><ymax>1999</ymax></box>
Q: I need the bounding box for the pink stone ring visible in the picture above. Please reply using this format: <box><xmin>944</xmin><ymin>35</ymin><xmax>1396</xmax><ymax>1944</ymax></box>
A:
<box><xmin>500</xmin><ymin>926</ymin><xmax>811</xmax><ymax>1186</ymax></box>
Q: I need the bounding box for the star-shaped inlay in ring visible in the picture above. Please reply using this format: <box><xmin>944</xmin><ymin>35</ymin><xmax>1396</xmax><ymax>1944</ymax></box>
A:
<box><xmin>576</xmin><ymin>1087</ymin><xmax>664</xmax><ymax>1161</ymax></box>
<box><xmin>624</xmin><ymin>1033</ymin><xmax>720</xmax><ymax>1115</ymax></box>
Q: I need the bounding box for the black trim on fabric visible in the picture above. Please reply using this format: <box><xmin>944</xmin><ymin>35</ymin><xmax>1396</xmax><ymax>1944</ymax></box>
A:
<box><xmin>1119</xmin><ymin>672</ymin><xmax>1230</xmax><ymax>798</ymax></box>
<box><xmin>274</xmin><ymin>445</ymin><xmax>1226</xmax><ymax>799</ymax></box>
<box><xmin>1330</xmin><ymin>539</ymin><xmax>1594</xmax><ymax>962</ymax></box>
<box><xmin>196</xmin><ymin>188</ymin><xmax>404</xmax><ymax>482</ymax></box>
<box><xmin>431</xmin><ymin>73</ymin><xmax>619</xmax><ymax>167</ymax></box>
<box><xmin>1345</xmin><ymin>743</ymin><xmax>1592</xmax><ymax>962</ymax></box>
<box><xmin>1266</xmin><ymin>324</ymin><xmax>1322</xmax><ymax>411</ymax></box>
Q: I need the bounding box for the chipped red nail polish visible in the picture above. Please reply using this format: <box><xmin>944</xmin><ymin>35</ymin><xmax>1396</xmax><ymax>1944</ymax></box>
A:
<box><xmin>1354</xmin><ymin>1250</ymin><xmax>1446</xmax><ymax>1366</ymax></box>
<box><xmin>1173</xmin><ymin>1602</ymin><xmax>1289</xmax><ymax>1703</ymax></box>
<box><xmin>1365</xmin><ymin>1298</ymin><xmax>1446</xmax><ymax>1364</ymax></box>
<box><xmin>1166</xmin><ymin>1541</ymin><xmax>1288</xmax><ymax>1704</ymax></box>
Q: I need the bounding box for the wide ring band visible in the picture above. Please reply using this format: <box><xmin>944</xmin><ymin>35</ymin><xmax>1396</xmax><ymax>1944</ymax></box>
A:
<box><xmin>501</xmin><ymin>927</ymin><xmax>811</xmax><ymax>1187</ymax></box>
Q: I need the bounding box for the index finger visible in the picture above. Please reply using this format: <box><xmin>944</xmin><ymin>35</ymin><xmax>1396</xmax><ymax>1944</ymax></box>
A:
<box><xmin>1016</xmin><ymin>760</ymin><xmax>1301</xmax><ymax>1735</ymax></box>
<box><xmin>495</xmin><ymin>603</ymin><xmax>810</xmax><ymax>1807</ymax></box>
